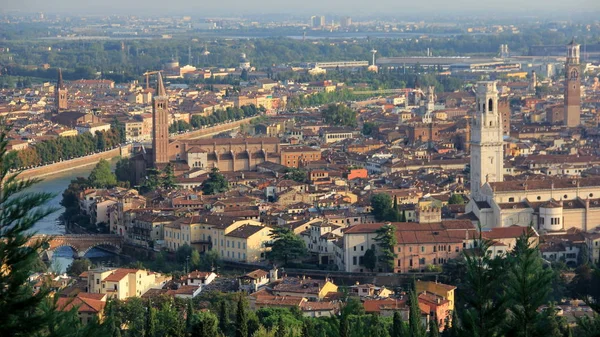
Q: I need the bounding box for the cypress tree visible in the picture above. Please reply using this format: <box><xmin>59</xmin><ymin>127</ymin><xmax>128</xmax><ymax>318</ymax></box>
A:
<box><xmin>235</xmin><ymin>296</ymin><xmax>248</xmax><ymax>337</ymax></box>
<box><xmin>392</xmin><ymin>311</ymin><xmax>407</xmax><ymax>337</ymax></box>
<box><xmin>187</xmin><ymin>299</ymin><xmax>195</xmax><ymax>334</ymax></box>
<box><xmin>428</xmin><ymin>317</ymin><xmax>440</xmax><ymax>337</ymax></box>
<box><xmin>340</xmin><ymin>314</ymin><xmax>350</xmax><ymax>337</ymax></box>
<box><xmin>219</xmin><ymin>300</ymin><xmax>228</xmax><ymax>335</ymax></box>
<box><xmin>409</xmin><ymin>290</ymin><xmax>426</xmax><ymax>337</ymax></box>
<box><xmin>145</xmin><ymin>299</ymin><xmax>156</xmax><ymax>337</ymax></box>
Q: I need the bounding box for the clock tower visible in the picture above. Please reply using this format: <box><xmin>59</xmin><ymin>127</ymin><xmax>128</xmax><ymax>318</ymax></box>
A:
<box><xmin>564</xmin><ymin>38</ymin><xmax>581</xmax><ymax>127</ymax></box>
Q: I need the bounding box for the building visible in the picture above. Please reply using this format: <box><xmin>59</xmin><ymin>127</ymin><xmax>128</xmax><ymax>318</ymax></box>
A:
<box><xmin>152</xmin><ymin>72</ymin><xmax>170</xmax><ymax>167</ymax></box>
<box><xmin>321</xmin><ymin>127</ymin><xmax>354</xmax><ymax>143</ymax></box>
<box><xmin>271</xmin><ymin>276</ymin><xmax>338</xmax><ymax>301</ymax></box>
<box><xmin>55</xmin><ymin>68</ymin><xmax>68</xmax><ymax>112</ymax></box>
<box><xmin>75</xmin><ymin>122</ymin><xmax>111</xmax><ymax>135</ymax></box>
<box><xmin>280</xmin><ymin>146</ymin><xmax>322</xmax><ymax>168</ymax></box>
<box><xmin>340</xmin><ymin>220</ymin><xmax>476</xmax><ymax>273</ymax></box>
<box><xmin>564</xmin><ymin>39</ymin><xmax>581</xmax><ymax>127</ymax></box>
<box><xmin>415</xmin><ymin>280</ymin><xmax>456</xmax><ymax>311</ymax></box>
<box><xmin>56</xmin><ymin>293</ymin><xmax>106</xmax><ymax>324</ymax></box>
<box><xmin>469</xmin><ymin>81</ymin><xmax>504</xmax><ymax>201</ymax></box>
<box><xmin>239</xmin><ymin>269</ymin><xmax>272</xmax><ymax>293</ymax></box>
<box><xmin>311</xmin><ymin>15</ymin><xmax>325</xmax><ymax>28</ymax></box>
<box><xmin>86</xmin><ymin>268</ymin><xmax>169</xmax><ymax>300</ymax></box>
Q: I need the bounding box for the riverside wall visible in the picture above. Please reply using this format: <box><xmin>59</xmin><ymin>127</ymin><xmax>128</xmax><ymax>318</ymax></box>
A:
<box><xmin>16</xmin><ymin>145</ymin><xmax>131</xmax><ymax>181</ymax></box>
<box><xmin>15</xmin><ymin>116</ymin><xmax>259</xmax><ymax>181</ymax></box>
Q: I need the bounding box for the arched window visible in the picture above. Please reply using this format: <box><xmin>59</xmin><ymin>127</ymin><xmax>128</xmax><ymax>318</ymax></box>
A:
<box><xmin>488</xmin><ymin>98</ymin><xmax>493</xmax><ymax>112</ymax></box>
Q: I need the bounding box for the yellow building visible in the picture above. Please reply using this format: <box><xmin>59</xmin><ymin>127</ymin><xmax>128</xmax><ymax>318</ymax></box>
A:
<box><xmin>222</xmin><ymin>224</ymin><xmax>272</xmax><ymax>263</ymax></box>
<box><xmin>415</xmin><ymin>280</ymin><xmax>457</xmax><ymax>311</ymax></box>
<box><xmin>86</xmin><ymin>268</ymin><xmax>169</xmax><ymax>300</ymax></box>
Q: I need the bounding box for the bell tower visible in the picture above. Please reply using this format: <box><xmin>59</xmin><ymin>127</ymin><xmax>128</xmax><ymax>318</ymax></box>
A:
<box><xmin>564</xmin><ymin>38</ymin><xmax>581</xmax><ymax>127</ymax></box>
<box><xmin>55</xmin><ymin>68</ymin><xmax>68</xmax><ymax>112</ymax></box>
<box><xmin>470</xmin><ymin>81</ymin><xmax>504</xmax><ymax>200</ymax></box>
<box><xmin>152</xmin><ymin>72</ymin><xmax>169</xmax><ymax>167</ymax></box>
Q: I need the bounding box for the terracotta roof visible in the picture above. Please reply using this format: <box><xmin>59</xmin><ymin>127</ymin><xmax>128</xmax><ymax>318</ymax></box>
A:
<box><xmin>225</xmin><ymin>224</ymin><xmax>266</xmax><ymax>238</ymax></box>
<box><xmin>489</xmin><ymin>177</ymin><xmax>600</xmax><ymax>192</ymax></box>
<box><xmin>103</xmin><ymin>268</ymin><xmax>140</xmax><ymax>282</ymax></box>
<box><xmin>481</xmin><ymin>226</ymin><xmax>538</xmax><ymax>240</ymax></box>
<box><xmin>56</xmin><ymin>293</ymin><xmax>106</xmax><ymax>314</ymax></box>
<box><xmin>243</xmin><ymin>269</ymin><xmax>269</xmax><ymax>280</ymax></box>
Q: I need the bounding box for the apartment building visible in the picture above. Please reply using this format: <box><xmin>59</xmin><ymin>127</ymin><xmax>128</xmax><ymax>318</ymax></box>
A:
<box><xmin>86</xmin><ymin>268</ymin><xmax>169</xmax><ymax>300</ymax></box>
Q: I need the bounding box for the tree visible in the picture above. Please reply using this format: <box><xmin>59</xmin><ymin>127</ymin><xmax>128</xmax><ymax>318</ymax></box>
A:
<box><xmin>392</xmin><ymin>311</ymin><xmax>408</xmax><ymax>337</ymax></box>
<box><xmin>219</xmin><ymin>300</ymin><xmax>229</xmax><ymax>335</ymax></box>
<box><xmin>0</xmin><ymin>123</ymin><xmax>76</xmax><ymax>337</ymax></box>
<box><xmin>236</xmin><ymin>296</ymin><xmax>249</xmax><ymax>337</ymax></box>
<box><xmin>371</xmin><ymin>193</ymin><xmax>393</xmax><ymax>221</ymax></box>
<box><xmin>66</xmin><ymin>258</ymin><xmax>93</xmax><ymax>277</ymax></box>
<box><xmin>284</xmin><ymin>168</ymin><xmax>307</xmax><ymax>183</ymax></box>
<box><xmin>339</xmin><ymin>315</ymin><xmax>349</xmax><ymax>337</ymax></box>
<box><xmin>145</xmin><ymin>299</ymin><xmax>157</xmax><ymax>337</ymax></box>
<box><xmin>115</xmin><ymin>157</ymin><xmax>133</xmax><ymax>185</ymax></box>
<box><xmin>202</xmin><ymin>167</ymin><xmax>230</xmax><ymax>195</ymax></box>
<box><xmin>362</xmin><ymin>122</ymin><xmax>377</xmax><ymax>135</ymax></box>
<box><xmin>363</xmin><ymin>248</ymin><xmax>377</xmax><ymax>272</ymax></box>
<box><xmin>191</xmin><ymin>311</ymin><xmax>219</xmax><ymax>337</ymax></box>
<box><xmin>448</xmin><ymin>194</ymin><xmax>465</xmax><ymax>205</ymax></box>
<box><xmin>190</xmin><ymin>249</ymin><xmax>201</xmax><ymax>270</ymax></box>
<box><xmin>88</xmin><ymin>158</ymin><xmax>117</xmax><ymax>188</ymax></box>
<box><xmin>321</xmin><ymin>103</ymin><xmax>357</xmax><ymax>127</ymax></box>
<box><xmin>504</xmin><ymin>231</ymin><xmax>554</xmax><ymax>337</ymax></box>
<box><xmin>275</xmin><ymin>315</ymin><xmax>286</xmax><ymax>337</ymax></box>
<box><xmin>187</xmin><ymin>299</ymin><xmax>195</xmax><ymax>334</ymax></box>
<box><xmin>429</xmin><ymin>317</ymin><xmax>440</xmax><ymax>337</ymax></box>
<box><xmin>161</xmin><ymin>163</ymin><xmax>176</xmax><ymax>190</ymax></box>
<box><xmin>374</xmin><ymin>224</ymin><xmax>397</xmax><ymax>272</ymax></box>
<box><xmin>453</xmin><ymin>229</ymin><xmax>507</xmax><ymax>337</ymax></box>
<box><xmin>266</xmin><ymin>227</ymin><xmax>308</xmax><ymax>266</ymax></box>
<box><xmin>409</xmin><ymin>290</ymin><xmax>426</xmax><ymax>337</ymax></box>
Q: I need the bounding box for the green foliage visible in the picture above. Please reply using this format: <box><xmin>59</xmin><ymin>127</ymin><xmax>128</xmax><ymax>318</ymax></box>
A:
<box><xmin>115</xmin><ymin>157</ymin><xmax>134</xmax><ymax>186</ymax></box>
<box><xmin>155</xmin><ymin>300</ymin><xmax>185</xmax><ymax>337</ymax></box>
<box><xmin>146</xmin><ymin>299</ymin><xmax>157</xmax><ymax>337</ymax></box>
<box><xmin>321</xmin><ymin>103</ymin><xmax>357</xmax><ymax>128</ymax></box>
<box><xmin>408</xmin><ymin>290</ymin><xmax>426</xmax><ymax>337</ymax></box>
<box><xmin>362</xmin><ymin>248</ymin><xmax>377</xmax><ymax>272</ymax></box>
<box><xmin>452</xmin><ymin>230</ymin><xmax>507</xmax><ymax>337</ymax></box>
<box><xmin>362</xmin><ymin>122</ymin><xmax>377</xmax><ymax>136</ymax></box>
<box><xmin>88</xmin><ymin>159</ymin><xmax>117</xmax><ymax>188</ymax></box>
<box><xmin>0</xmin><ymin>124</ymin><xmax>82</xmax><ymax>337</ymax></box>
<box><xmin>202</xmin><ymin>167</ymin><xmax>230</xmax><ymax>195</ymax></box>
<box><xmin>428</xmin><ymin>318</ymin><xmax>440</xmax><ymax>337</ymax></box>
<box><xmin>392</xmin><ymin>311</ymin><xmax>408</xmax><ymax>337</ymax></box>
<box><xmin>447</xmin><ymin>194</ymin><xmax>465</xmax><ymax>205</ymax></box>
<box><xmin>266</xmin><ymin>227</ymin><xmax>308</xmax><ymax>266</ymax></box>
<box><xmin>190</xmin><ymin>105</ymin><xmax>260</xmax><ymax>129</ymax></box>
<box><xmin>7</xmin><ymin>128</ymin><xmax>123</xmax><ymax>170</ymax></box>
<box><xmin>236</xmin><ymin>296</ymin><xmax>249</xmax><ymax>337</ymax></box>
<box><xmin>504</xmin><ymin>232</ymin><xmax>554</xmax><ymax>337</ymax></box>
<box><xmin>284</xmin><ymin>168</ymin><xmax>307</xmax><ymax>183</ymax></box>
<box><xmin>169</xmin><ymin>120</ymin><xmax>193</xmax><ymax>134</ymax></box>
<box><xmin>370</xmin><ymin>193</ymin><xmax>402</xmax><ymax>222</ymax></box>
<box><xmin>374</xmin><ymin>224</ymin><xmax>397</xmax><ymax>272</ymax></box>
<box><xmin>191</xmin><ymin>311</ymin><xmax>219</xmax><ymax>337</ymax></box>
<box><xmin>66</xmin><ymin>258</ymin><xmax>93</xmax><ymax>277</ymax></box>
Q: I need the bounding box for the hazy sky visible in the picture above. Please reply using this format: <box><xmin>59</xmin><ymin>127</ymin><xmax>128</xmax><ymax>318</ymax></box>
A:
<box><xmin>2</xmin><ymin>0</ymin><xmax>598</xmax><ymax>17</ymax></box>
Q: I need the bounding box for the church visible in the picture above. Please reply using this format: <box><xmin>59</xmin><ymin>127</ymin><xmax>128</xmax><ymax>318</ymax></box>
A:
<box><xmin>466</xmin><ymin>77</ymin><xmax>600</xmax><ymax>234</ymax></box>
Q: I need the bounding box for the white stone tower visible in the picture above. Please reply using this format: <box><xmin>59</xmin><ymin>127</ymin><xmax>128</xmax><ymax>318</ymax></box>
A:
<box><xmin>470</xmin><ymin>81</ymin><xmax>504</xmax><ymax>200</ymax></box>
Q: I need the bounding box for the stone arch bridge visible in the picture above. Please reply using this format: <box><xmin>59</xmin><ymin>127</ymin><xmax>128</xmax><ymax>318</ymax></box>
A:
<box><xmin>28</xmin><ymin>234</ymin><xmax>123</xmax><ymax>259</ymax></box>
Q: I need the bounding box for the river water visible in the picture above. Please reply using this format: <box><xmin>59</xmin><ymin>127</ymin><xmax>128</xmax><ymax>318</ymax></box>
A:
<box><xmin>27</xmin><ymin>165</ymin><xmax>122</xmax><ymax>273</ymax></box>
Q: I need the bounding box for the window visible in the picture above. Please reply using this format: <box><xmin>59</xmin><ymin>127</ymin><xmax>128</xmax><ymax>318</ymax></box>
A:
<box><xmin>421</xmin><ymin>246</ymin><xmax>425</xmax><ymax>253</ymax></box>
<box><xmin>419</xmin><ymin>258</ymin><xmax>425</xmax><ymax>265</ymax></box>
<box><xmin>353</xmin><ymin>246</ymin><xmax>356</xmax><ymax>251</ymax></box>
<box><xmin>353</xmin><ymin>256</ymin><xmax>357</xmax><ymax>265</ymax></box>
<box><xmin>361</xmin><ymin>245</ymin><xmax>364</xmax><ymax>251</ymax></box>
<box><xmin>508</xmin><ymin>197</ymin><xmax>515</xmax><ymax>202</ymax></box>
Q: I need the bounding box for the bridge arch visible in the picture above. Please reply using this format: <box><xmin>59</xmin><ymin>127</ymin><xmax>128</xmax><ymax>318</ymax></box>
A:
<box><xmin>79</xmin><ymin>241</ymin><xmax>122</xmax><ymax>257</ymax></box>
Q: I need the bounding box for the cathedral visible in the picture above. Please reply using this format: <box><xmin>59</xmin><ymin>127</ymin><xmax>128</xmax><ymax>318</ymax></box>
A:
<box><xmin>466</xmin><ymin>80</ymin><xmax>600</xmax><ymax>234</ymax></box>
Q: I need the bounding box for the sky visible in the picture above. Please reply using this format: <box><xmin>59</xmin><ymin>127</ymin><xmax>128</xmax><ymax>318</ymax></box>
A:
<box><xmin>2</xmin><ymin>0</ymin><xmax>598</xmax><ymax>17</ymax></box>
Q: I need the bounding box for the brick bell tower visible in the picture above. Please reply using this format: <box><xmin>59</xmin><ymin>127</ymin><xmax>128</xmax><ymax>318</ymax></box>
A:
<box><xmin>564</xmin><ymin>38</ymin><xmax>581</xmax><ymax>127</ymax></box>
<box><xmin>55</xmin><ymin>68</ymin><xmax>68</xmax><ymax>112</ymax></box>
<box><xmin>152</xmin><ymin>72</ymin><xmax>169</xmax><ymax>167</ymax></box>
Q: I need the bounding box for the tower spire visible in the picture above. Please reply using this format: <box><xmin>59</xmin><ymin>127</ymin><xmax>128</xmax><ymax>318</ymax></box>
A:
<box><xmin>57</xmin><ymin>68</ymin><xmax>64</xmax><ymax>89</ymax></box>
<box><xmin>156</xmin><ymin>71</ymin><xmax>166</xmax><ymax>97</ymax></box>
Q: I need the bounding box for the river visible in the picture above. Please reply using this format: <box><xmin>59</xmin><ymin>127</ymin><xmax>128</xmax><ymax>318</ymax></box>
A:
<box><xmin>27</xmin><ymin>165</ymin><xmax>122</xmax><ymax>273</ymax></box>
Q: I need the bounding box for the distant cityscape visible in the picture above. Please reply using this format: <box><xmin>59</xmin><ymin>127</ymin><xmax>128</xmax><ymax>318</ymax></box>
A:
<box><xmin>2</xmin><ymin>9</ymin><xmax>600</xmax><ymax>337</ymax></box>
